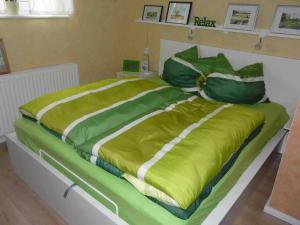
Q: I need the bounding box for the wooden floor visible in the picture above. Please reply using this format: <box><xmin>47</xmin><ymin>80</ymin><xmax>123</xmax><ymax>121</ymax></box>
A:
<box><xmin>0</xmin><ymin>142</ymin><xmax>288</xmax><ymax>225</ymax></box>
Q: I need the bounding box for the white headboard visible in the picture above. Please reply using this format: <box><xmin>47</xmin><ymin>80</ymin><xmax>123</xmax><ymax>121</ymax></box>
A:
<box><xmin>159</xmin><ymin>39</ymin><xmax>300</xmax><ymax>117</ymax></box>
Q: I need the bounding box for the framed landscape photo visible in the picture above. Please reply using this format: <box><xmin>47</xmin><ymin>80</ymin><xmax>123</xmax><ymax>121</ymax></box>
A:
<box><xmin>166</xmin><ymin>1</ymin><xmax>192</xmax><ymax>25</ymax></box>
<box><xmin>224</xmin><ymin>4</ymin><xmax>259</xmax><ymax>31</ymax></box>
<box><xmin>271</xmin><ymin>6</ymin><xmax>300</xmax><ymax>36</ymax></box>
<box><xmin>142</xmin><ymin>5</ymin><xmax>163</xmax><ymax>22</ymax></box>
<box><xmin>0</xmin><ymin>39</ymin><xmax>10</xmax><ymax>75</ymax></box>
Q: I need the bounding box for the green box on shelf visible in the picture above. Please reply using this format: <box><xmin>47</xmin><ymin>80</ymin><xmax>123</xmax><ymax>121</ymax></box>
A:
<box><xmin>123</xmin><ymin>60</ymin><xmax>140</xmax><ymax>72</ymax></box>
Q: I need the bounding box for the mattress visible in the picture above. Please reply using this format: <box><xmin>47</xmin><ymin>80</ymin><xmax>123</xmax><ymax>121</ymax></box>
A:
<box><xmin>15</xmin><ymin>102</ymin><xmax>288</xmax><ymax>225</ymax></box>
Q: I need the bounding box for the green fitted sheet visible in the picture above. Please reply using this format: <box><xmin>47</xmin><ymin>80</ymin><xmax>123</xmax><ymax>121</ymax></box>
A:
<box><xmin>15</xmin><ymin>102</ymin><xmax>289</xmax><ymax>225</ymax></box>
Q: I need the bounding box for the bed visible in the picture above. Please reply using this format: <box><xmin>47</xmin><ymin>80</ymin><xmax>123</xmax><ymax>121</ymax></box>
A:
<box><xmin>6</xmin><ymin>40</ymin><xmax>300</xmax><ymax>225</ymax></box>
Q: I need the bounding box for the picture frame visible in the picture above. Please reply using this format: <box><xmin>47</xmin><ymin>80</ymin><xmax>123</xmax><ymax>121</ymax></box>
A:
<box><xmin>271</xmin><ymin>5</ymin><xmax>300</xmax><ymax>36</ymax></box>
<box><xmin>142</xmin><ymin>5</ymin><xmax>163</xmax><ymax>22</ymax></box>
<box><xmin>224</xmin><ymin>4</ymin><xmax>259</xmax><ymax>31</ymax></box>
<box><xmin>166</xmin><ymin>1</ymin><xmax>192</xmax><ymax>25</ymax></box>
<box><xmin>123</xmin><ymin>60</ymin><xmax>140</xmax><ymax>73</ymax></box>
<box><xmin>0</xmin><ymin>39</ymin><xmax>10</xmax><ymax>75</ymax></box>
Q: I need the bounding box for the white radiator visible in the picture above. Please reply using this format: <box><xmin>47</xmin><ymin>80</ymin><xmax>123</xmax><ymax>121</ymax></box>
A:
<box><xmin>0</xmin><ymin>63</ymin><xmax>79</xmax><ymax>142</ymax></box>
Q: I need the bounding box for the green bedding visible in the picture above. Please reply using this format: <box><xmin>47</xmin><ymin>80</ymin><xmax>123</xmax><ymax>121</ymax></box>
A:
<box><xmin>19</xmin><ymin>77</ymin><xmax>266</xmax><ymax>214</ymax></box>
<box><xmin>15</xmin><ymin>101</ymin><xmax>288</xmax><ymax>225</ymax></box>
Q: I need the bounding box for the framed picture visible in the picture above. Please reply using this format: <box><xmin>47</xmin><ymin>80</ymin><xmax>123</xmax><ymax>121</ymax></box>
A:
<box><xmin>271</xmin><ymin>6</ymin><xmax>300</xmax><ymax>36</ymax></box>
<box><xmin>0</xmin><ymin>39</ymin><xmax>10</xmax><ymax>75</ymax></box>
<box><xmin>224</xmin><ymin>4</ymin><xmax>259</xmax><ymax>31</ymax></box>
<box><xmin>166</xmin><ymin>1</ymin><xmax>192</xmax><ymax>25</ymax></box>
<box><xmin>123</xmin><ymin>60</ymin><xmax>140</xmax><ymax>72</ymax></box>
<box><xmin>142</xmin><ymin>5</ymin><xmax>163</xmax><ymax>22</ymax></box>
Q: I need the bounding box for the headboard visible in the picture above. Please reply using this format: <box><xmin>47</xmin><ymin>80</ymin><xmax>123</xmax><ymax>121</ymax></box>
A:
<box><xmin>159</xmin><ymin>39</ymin><xmax>300</xmax><ymax>117</ymax></box>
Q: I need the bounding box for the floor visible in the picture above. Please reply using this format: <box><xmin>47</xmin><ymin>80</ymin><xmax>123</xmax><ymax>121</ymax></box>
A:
<box><xmin>0</xmin><ymin>142</ymin><xmax>289</xmax><ymax>225</ymax></box>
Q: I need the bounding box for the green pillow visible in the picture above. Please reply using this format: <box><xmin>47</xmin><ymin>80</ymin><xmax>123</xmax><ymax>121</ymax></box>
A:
<box><xmin>162</xmin><ymin>57</ymin><xmax>201</xmax><ymax>92</ymax></box>
<box><xmin>175</xmin><ymin>46</ymin><xmax>199</xmax><ymax>61</ymax></box>
<box><xmin>193</xmin><ymin>56</ymin><xmax>218</xmax><ymax>89</ymax></box>
<box><xmin>213</xmin><ymin>53</ymin><xmax>235</xmax><ymax>74</ymax></box>
<box><xmin>200</xmin><ymin>53</ymin><xmax>268</xmax><ymax>104</ymax></box>
<box><xmin>162</xmin><ymin>46</ymin><xmax>217</xmax><ymax>93</ymax></box>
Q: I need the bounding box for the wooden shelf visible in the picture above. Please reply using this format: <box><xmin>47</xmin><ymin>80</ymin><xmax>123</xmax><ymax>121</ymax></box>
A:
<box><xmin>136</xmin><ymin>19</ymin><xmax>300</xmax><ymax>40</ymax></box>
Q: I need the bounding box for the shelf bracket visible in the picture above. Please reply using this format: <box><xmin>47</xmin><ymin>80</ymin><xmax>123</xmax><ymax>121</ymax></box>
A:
<box><xmin>188</xmin><ymin>27</ymin><xmax>196</xmax><ymax>40</ymax></box>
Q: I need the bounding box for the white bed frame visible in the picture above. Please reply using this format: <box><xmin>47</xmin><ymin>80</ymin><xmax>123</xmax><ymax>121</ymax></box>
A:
<box><xmin>6</xmin><ymin>40</ymin><xmax>300</xmax><ymax>225</ymax></box>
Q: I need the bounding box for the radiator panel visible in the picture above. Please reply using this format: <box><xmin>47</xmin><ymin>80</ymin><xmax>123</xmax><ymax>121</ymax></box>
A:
<box><xmin>0</xmin><ymin>63</ymin><xmax>79</xmax><ymax>141</ymax></box>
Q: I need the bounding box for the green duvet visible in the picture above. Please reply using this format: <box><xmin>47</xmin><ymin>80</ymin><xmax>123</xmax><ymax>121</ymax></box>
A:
<box><xmin>20</xmin><ymin>77</ymin><xmax>265</xmax><ymax>215</ymax></box>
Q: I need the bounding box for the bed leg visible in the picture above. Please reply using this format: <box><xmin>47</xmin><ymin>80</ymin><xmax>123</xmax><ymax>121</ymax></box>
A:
<box><xmin>275</xmin><ymin>129</ymin><xmax>289</xmax><ymax>154</ymax></box>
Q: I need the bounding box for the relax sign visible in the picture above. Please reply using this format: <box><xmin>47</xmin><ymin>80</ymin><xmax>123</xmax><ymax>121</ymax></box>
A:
<box><xmin>194</xmin><ymin>17</ymin><xmax>216</xmax><ymax>27</ymax></box>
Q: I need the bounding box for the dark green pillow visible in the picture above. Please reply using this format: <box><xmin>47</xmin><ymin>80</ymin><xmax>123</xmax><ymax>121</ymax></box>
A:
<box><xmin>200</xmin><ymin>53</ymin><xmax>267</xmax><ymax>104</ymax></box>
<box><xmin>213</xmin><ymin>53</ymin><xmax>235</xmax><ymax>74</ymax></box>
<box><xmin>175</xmin><ymin>46</ymin><xmax>199</xmax><ymax>62</ymax></box>
<box><xmin>193</xmin><ymin>56</ymin><xmax>218</xmax><ymax>89</ymax></box>
<box><xmin>162</xmin><ymin>46</ymin><xmax>217</xmax><ymax>93</ymax></box>
<box><xmin>162</xmin><ymin>57</ymin><xmax>201</xmax><ymax>91</ymax></box>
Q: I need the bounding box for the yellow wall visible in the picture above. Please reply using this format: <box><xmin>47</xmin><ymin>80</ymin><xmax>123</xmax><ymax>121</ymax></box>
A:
<box><xmin>1</xmin><ymin>0</ymin><xmax>300</xmax><ymax>83</ymax></box>
<box><xmin>0</xmin><ymin>0</ymin><xmax>127</xmax><ymax>84</ymax></box>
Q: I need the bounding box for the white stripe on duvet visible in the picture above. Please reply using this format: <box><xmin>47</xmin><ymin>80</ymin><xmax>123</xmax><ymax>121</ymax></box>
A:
<box><xmin>90</xmin><ymin>155</ymin><xmax>180</xmax><ymax>207</ymax></box>
<box><xmin>91</xmin><ymin>95</ymin><xmax>198</xmax><ymax>156</ymax></box>
<box><xmin>181</xmin><ymin>87</ymin><xmax>200</xmax><ymax>93</ymax></box>
<box><xmin>208</xmin><ymin>73</ymin><xmax>264</xmax><ymax>82</ymax></box>
<box><xmin>258</xmin><ymin>94</ymin><xmax>268</xmax><ymax>103</ymax></box>
<box><xmin>199</xmin><ymin>90</ymin><xmax>215</xmax><ymax>102</ymax></box>
<box><xmin>90</xmin><ymin>155</ymin><xmax>97</xmax><ymax>164</ymax></box>
<box><xmin>36</xmin><ymin>78</ymin><xmax>140</xmax><ymax>122</ymax></box>
<box><xmin>62</xmin><ymin>85</ymin><xmax>170</xmax><ymax>142</ymax></box>
<box><xmin>171</xmin><ymin>57</ymin><xmax>204</xmax><ymax>76</ymax></box>
<box><xmin>90</xmin><ymin>155</ymin><xmax>179</xmax><ymax>207</ymax></box>
<box><xmin>137</xmin><ymin>104</ymin><xmax>233</xmax><ymax>181</ymax></box>
<box><xmin>200</xmin><ymin>88</ymin><xmax>268</xmax><ymax>104</ymax></box>
<box><xmin>122</xmin><ymin>173</ymin><xmax>180</xmax><ymax>207</ymax></box>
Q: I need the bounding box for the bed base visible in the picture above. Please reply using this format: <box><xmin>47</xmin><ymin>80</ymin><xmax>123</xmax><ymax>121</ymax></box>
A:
<box><xmin>6</xmin><ymin>133</ymin><xmax>127</xmax><ymax>225</ymax></box>
<box><xmin>5</xmin><ymin>130</ymin><xmax>287</xmax><ymax>225</ymax></box>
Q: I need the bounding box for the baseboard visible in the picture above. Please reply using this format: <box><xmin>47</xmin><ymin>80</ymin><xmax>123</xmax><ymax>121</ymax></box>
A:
<box><xmin>264</xmin><ymin>197</ymin><xmax>300</xmax><ymax>225</ymax></box>
<box><xmin>0</xmin><ymin>136</ymin><xmax>5</xmax><ymax>143</ymax></box>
